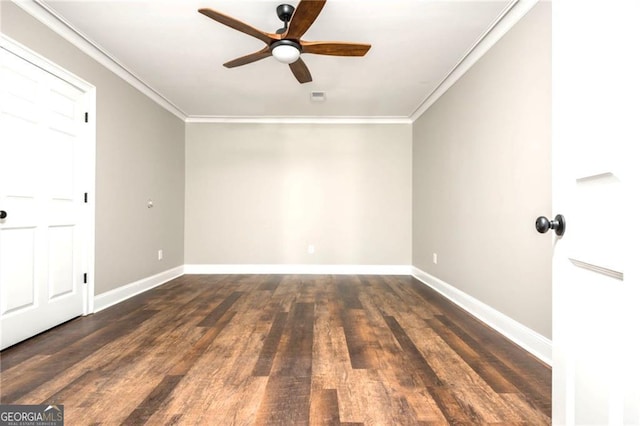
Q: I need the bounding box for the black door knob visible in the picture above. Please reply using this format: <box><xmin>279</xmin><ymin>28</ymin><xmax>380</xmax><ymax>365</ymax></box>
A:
<box><xmin>0</xmin><ymin>210</ymin><xmax>6</xmax><ymax>219</ymax></box>
<box><xmin>535</xmin><ymin>214</ymin><xmax>565</xmax><ymax>236</ymax></box>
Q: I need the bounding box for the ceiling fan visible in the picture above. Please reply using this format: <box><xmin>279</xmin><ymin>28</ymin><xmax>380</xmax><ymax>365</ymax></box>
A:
<box><xmin>198</xmin><ymin>0</ymin><xmax>371</xmax><ymax>84</ymax></box>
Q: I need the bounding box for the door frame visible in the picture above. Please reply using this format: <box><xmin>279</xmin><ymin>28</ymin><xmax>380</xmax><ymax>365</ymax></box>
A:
<box><xmin>1</xmin><ymin>33</ymin><xmax>96</xmax><ymax>315</ymax></box>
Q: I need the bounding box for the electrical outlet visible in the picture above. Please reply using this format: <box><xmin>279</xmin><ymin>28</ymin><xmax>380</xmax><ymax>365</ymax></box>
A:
<box><xmin>433</xmin><ymin>253</ymin><xmax>438</xmax><ymax>264</ymax></box>
<box><xmin>158</xmin><ymin>249</ymin><xmax>163</xmax><ymax>260</ymax></box>
<box><xmin>307</xmin><ymin>244</ymin><xmax>315</xmax><ymax>254</ymax></box>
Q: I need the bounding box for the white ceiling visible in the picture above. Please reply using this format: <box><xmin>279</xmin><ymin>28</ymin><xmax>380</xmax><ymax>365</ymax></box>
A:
<box><xmin>38</xmin><ymin>0</ymin><xmax>514</xmax><ymax>119</ymax></box>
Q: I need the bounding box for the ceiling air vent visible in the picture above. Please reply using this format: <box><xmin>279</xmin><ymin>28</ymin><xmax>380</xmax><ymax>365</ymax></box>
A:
<box><xmin>310</xmin><ymin>92</ymin><xmax>326</xmax><ymax>102</ymax></box>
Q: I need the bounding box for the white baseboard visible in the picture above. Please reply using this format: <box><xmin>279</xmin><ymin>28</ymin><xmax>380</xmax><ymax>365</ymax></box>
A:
<box><xmin>184</xmin><ymin>264</ymin><xmax>412</xmax><ymax>275</ymax></box>
<box><xmin>412</xmin><ymin>267</ymin><xmax>551</xmax><ymax>365</ymax></box>
<box><xmin>93</xmin><ymin>265</ymin><xmax>184</xmax><ymax>313</ymax></box>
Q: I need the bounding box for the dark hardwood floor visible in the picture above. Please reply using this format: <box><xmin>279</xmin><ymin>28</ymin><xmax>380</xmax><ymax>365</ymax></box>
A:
<box><xmin>0</xmin><ymin>274</ymin><xmax>551</xmax><ymax>425</ymax></box>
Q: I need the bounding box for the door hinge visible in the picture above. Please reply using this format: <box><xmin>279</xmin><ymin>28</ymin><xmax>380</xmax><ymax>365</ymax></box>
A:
<box><xmin>83</xmin><ymin>273</ymin><xmax>88</xmax><ymax>284</ymax></box>
<box><xmin>84</xmin><ymin>192</ymin><xmax>88</xmax><ymax>203</ymax></box>
<box><xmin>84</xmin><ymin>112</ymin><xmax>88</xmax><ymax>123</ymax></box>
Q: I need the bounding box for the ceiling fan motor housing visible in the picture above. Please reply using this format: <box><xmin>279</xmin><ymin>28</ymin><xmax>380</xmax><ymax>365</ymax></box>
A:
<box><xmin>271</xmin><ymin>39</ymin><xmax>301</xmax><ymax>51</ymax></box>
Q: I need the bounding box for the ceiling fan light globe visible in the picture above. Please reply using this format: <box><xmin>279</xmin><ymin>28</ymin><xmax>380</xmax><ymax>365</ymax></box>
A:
<box><xmin>272</xmin><ymin>43</ymin><xmax>301</xmax><ymax>64</ymax></box>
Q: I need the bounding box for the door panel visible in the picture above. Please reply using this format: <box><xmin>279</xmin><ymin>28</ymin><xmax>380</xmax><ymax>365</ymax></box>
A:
<box><xmin>47</xmin><ymin>133</ymin><xmax>76</xmax><ymax>200</ymax></box>
<box><xmin>570</xmin><ymin>172</ymin><xmax>624</xmax><ymax>278</ymax></box>
<box><xmin>48</xmin><ymin>226</ymin><xmax>75</xmax><ymax>299</ymax></box>
<box><xmin>0</xmin><ymin>228</ymin><xmax>36</xmax><ymax>315</ymax></box>
<box><xmin>1</xmin><ymin>117</ymin><xmax>39</xmax><ymax>197</ymax></box>
<box><xmin>0</xmin><ymin>46</ymin><xmax>87</xmax><ymax>349</ymax></box>
<box><xmin>552</xmin><ymin>1</ymin><xmax>640</xmax><ymax>424</ymax></box>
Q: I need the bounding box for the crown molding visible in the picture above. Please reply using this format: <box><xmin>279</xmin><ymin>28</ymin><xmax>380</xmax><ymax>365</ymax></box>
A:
<box><xmin>409</xmin><ymin>0</ymin><xmax>539</xmax><ymax>122</ymax></box>
<box><xmin>185</xmin><ymin>116</ymin><xmax>412</xmax><ymax>125</ymax></box>
<box><xmin>11</xmin><ymin>0</ymin><xmax>188</xmax><ymax>121</ymax></box>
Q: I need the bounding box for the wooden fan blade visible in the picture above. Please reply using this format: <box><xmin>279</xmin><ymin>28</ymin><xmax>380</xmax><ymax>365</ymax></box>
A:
<box><xmin>301</xmin><ymin>41</ymin><xmax>371</xmax><ymax>56</ymax></box>
<box><xmin>198</xmin><ymin>8</ymin><xmax>275</xmax><ymax>44</ymax></box>
<box><xmin>285</xmin><ymin>0</ymin><xmax>327</xmax><ymax>39</ymax></box>
<box><xmin>289</xmin><ymin>58</ymin><xmax>312</xmax><ymax>84</ymax></box>
<box><xmin>224</xmin><ymin>47</ymin><xmax>272</xmax><ymax>68</ymax></box>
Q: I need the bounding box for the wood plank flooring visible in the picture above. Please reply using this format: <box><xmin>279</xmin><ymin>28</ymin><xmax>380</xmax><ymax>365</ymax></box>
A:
<box><xmin>0</xmin><ymin>274</ymin><xmax>551</xmax><ymax>425</ymax></box>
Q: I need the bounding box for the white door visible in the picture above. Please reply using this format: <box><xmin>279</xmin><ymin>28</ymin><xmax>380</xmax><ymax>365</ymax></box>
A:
<box><xmin>0</xmin><ymin>46</ymin><xmax>90</xmax><ymax>350</ymax></box>
<box><xmin>551</xmin><ymin>1</ymin><xmax>640</xmax><ymax>424</ymax></box>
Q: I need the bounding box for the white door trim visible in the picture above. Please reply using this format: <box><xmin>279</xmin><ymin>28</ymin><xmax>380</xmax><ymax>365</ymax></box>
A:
<box><xmin>1</xmin><ymin>33</ymin><xmax>96</xmax><ymax>315</ymax></box>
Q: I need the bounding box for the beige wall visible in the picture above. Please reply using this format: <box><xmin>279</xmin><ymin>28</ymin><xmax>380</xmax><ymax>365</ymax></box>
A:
<box><xmin>412</xmin><ymin>4</ymin><xmax>551</xmax><ymax>337</ymax></box>
<box><xmin>1</xmin><ymin>2</ymin><xmax>186</xmax><ymax>295</ymax></box>
<box><xmin>185</xmin><ymin>123</ymin><xmax>412</xmax><ymax>265</ymax></box>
